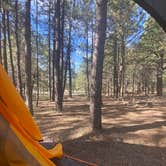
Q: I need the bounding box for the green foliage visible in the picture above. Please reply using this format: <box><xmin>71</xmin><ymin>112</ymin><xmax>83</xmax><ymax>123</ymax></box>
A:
<box><xmin>74</xmin><ymin>67</ymin><xmax>86</xmax><ymax>94</ymax></box>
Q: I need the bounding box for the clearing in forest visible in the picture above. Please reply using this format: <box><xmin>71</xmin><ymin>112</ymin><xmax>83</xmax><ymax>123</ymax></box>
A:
<box><xmin>34</xmin><ymin>96</ymin><xmax>166</xmax><ymax>166</ymax></box>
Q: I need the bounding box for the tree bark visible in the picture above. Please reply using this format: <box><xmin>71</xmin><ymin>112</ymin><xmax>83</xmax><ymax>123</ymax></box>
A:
<box><xmin>6</xmin><ymin>8</ymin><xmax>16</xmax><ymax>85</ymax></box>
<box><xmin>68</xmin><ymin>0</ymin><xmax>75</xmax><ymax>98</ymax></box>
<box><xmin>52</xmin><ymin>41</ymin><xmax>55</xmax><ymax>101</ymax></box>
<box><xmin>67</xmin><ymin>22</ymin><xmax>72</xmax><ymax>98</ymax></box>
<box><xmin>85</xmin><ymin>23</ymin><xmax>90</xmax><ymax>98</ymax></box>
<box><xmin>35</xmin><ymin>0</ymin><xmax>39</xmax><ymax>106</ymax></box>
<box><xmin>2</xmin><ymin>8</ymin><xmax>8</xmax><ymax>72</ymax></box>
<box><xmin>68</xmin><ymin>54</ymin><xmax>72</xmax><ymax>98</ymax></box>
<box><xmin>52</xmin><ymin>6</ymin><xmax>56</xmax><ymax>101</ymax></box>
<box><xmin>113</xmin><ymin>35</ymin><xmax>118</xmax><ymax>98</ymax></box>
<box><xmin>48</xmin><ymin>1</ymin><xmax>52</xmax><ymax>101</ymax></box>
<box><xmin>121</xmin><ymin>35</ymin><xmax>125</xmax><ymax>98</ymax></box>
<box><xmin>60</xmin><ymin>0</ymin><xmax>65</xmax><ymax>90</ymax></box>
<box><xmin>55</xmin><ymin>0</ymin><xmax>62</xmax><ymax>112</ymax></box>
<box><xmin>132</xmin><ymin>71</ymin><xmax>135</xmax><ymax>94</ymax></box>
<box><xmin>156</xmin><ymin>53</ymin><xmax>163</xmax><ymax>96</ymax></box>
<box><xmin>90</xmin><ymin>0</ymin><xmax>107</xmax><ymax>131</ymax></box>
<box><xmin>25</xmin><ymin>0</ymin><xmax>33</xmax><ymax>113</ymax></box>
<box><xmin>54</xmin><ymin>0</ymin><xmax>63</xmax><ymax>112</ymax></box>
<box><xmin>15</xmin><ymin>0</ymin><xmax>23</xmax><ymax>97</ymax></box>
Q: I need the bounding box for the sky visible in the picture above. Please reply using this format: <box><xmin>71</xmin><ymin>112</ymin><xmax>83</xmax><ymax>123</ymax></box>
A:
<box><xmin>28</xmin><ymin>0</ymin><xmax>149</xmax><ymax>72</ymax></box>
<box><xmin>30</xmin><ymin>0</ymin><xmax>94</xmax><ymax>72</ymax></box>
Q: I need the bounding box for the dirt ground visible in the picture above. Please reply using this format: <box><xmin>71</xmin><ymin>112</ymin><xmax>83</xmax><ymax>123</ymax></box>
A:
<box><xmin>34</xmin><ymin>96</ymin><xmax>166</xmax><ymax>166</ymax></box>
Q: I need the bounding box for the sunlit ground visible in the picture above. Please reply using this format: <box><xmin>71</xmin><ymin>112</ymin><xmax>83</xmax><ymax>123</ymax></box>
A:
<box><xmin>34</xmin><ymin>96</ymin><xmax>166</xmax><ymax>166</ymax></box>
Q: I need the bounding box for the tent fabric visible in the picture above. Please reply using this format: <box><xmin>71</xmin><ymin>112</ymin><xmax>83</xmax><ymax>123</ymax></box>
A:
<box><xmin>0</xmin><ymin>113</ymin><xmax>63</xmax><ymax>166</ymax></box>
<box><xmin>0</xmin><ymin>64</ymin><xmax>96</xmax><ymax>166</ymax></box>
<box><xmin>0</xmin><ymin>114</ymin><xmax>41</xmax><ymax>166</ymax></box>
<box><xmin>0</xmin><ymin>64</ymin><xmax>63</xmax><ymax>166</ymax></box>
<box><xmin>0</xmin><ymin>64</ymin><xmax>42</xmax><ymax>141</ymax></box>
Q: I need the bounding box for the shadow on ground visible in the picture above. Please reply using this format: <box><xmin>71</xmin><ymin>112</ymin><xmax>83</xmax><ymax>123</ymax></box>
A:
<box><xmin>63</xmin><ymin>132</ymin><xmax>166</xmax><ymax>166</ymax></box>
<box><xmin>34</xmin><ymin>96</ymin><xmax>166</xmax><ymax>166</ymax></box>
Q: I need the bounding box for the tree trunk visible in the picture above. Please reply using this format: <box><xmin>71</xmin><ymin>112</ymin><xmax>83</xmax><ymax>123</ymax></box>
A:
<box><xmin>63</xmin><ymin>58</ymin><xmax>68</xmax><ymax>96</ymax></box>
<box><xmin>156</xmin><ymin>53</ymin><xmax>163</xmax><ymax>96</ymax></box>
<box><xmin>118</xmin><ymin>45</ymin><xmax>122</xmax><ymax>97</ymax></box>
<box><xmin>68</xmin><ymin>50</ymin><xmax>72</xmax><ymax>97</ymax></box>
<box><xmin>68</xmin><ymin>0</ymin><xmax>75</xmax><ymax>98</ymax></box>
<box><xmin>48</xmin><ymin>1</ymin><xmax>52</xmax><ymax>101</ymax></box>
<box><xmin>132</xmin><ymin>71</ymin><xmax>135</xmax><ymax>94</ymax></box>
<box><xmin>60</xmin><ymin>0</ymin><xmax>66</xmax><ymax>101</ymax></box>
<box><xmin>25</xmin><ymin>0</ymin><xmax>33</xmax><ymax>113</ymax></box>
<box><xmin>52</xmin><ymin>44</ymin><xmax>55</xmax><ymax>101</ymax></box>
<box><xmin>90</xmin><ymin>0</ymin><xmax>107</xmax><ymax>131</ymax></box>
<box><xmin>121</xmin><ymin>35</ymin><xmax>125</xmax><ymax>98</ymax></box>
<box><xmin>151</xmin><ymin>81</ymin><xmax>155</xmax><ymax>94</ymax></box>
<box><xmin>7</xmin><ymin>9</ymin><xmax>16</xmax><ymax>85</ymax></box>
<box><xmin>137</xmin><ymin>82</ymin><xmax>141</xmax><ymax>94</ymax></box>
<box><xmin>85</xmin><ymin>24</ymin><xmax>90</xmax><ymax>98</ymax></box>
<box><xmin>35</xmin><ymin>0</ymin><xmax>39</xmax><ymax>106</ymax></box>
<box><xmin>107</xmin><ymin>79</ymin><xmax>110</xmax><ymax>96</ymax></box>
<box><xmin>52</xmin><ymin>9</ymin><xmax>56</xmax><ymax>101</ymax></box>
<box><xmin>54</xmin><ymin>0</ymin><xmax>63</xmax><ymax>112</ymax></box>
<box><xmin>15</xmin><ymin>0</ymin><xmax>23</xmax><ymax>97</ymax></box>
<box><xmin>113</xmin><ymin>35</ymin><xmax>118</xmax><ymax>98</ymax></box>
<box><xmin>2</xmin><ymin>8</ymin><xmax>8</xmax><ymax>72</ymax></box>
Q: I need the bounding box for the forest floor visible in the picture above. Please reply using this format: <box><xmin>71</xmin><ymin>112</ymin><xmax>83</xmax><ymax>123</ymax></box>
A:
<box><xmin>34</xmin><ymin>95</ymin><xmax>166</xmax><ymax>166</ymax></box>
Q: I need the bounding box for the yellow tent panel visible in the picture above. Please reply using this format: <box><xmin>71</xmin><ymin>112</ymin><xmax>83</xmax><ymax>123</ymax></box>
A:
<box><xmin>0</xmin><ymin>64</ymin><xmax>42</xmax><ymax>141</ymax></box>
<box><xmin>0</xmin><ymin>64</ymin><xmax>63</xmax><ymax>166</ymax></box>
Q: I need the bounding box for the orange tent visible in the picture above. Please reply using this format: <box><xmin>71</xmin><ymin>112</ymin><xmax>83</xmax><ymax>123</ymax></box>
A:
<box><xmin>0</xmin><ymin>64</ymin><xmax>97</xmax><ymax>166</ymax></box>
<box><xmin>0</xmin><ymin>64</ymin><xmax>62</xmax><ymax>166</ymax></box>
